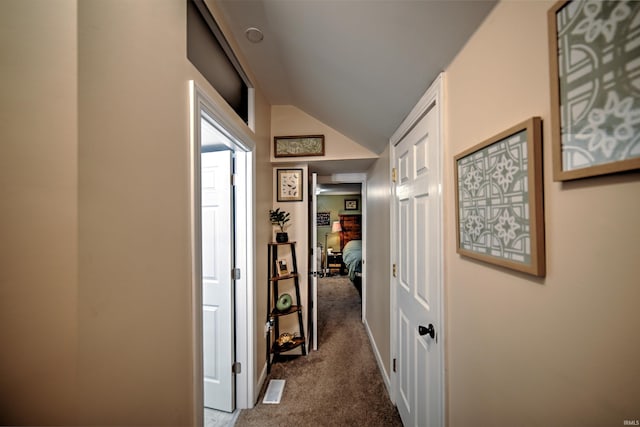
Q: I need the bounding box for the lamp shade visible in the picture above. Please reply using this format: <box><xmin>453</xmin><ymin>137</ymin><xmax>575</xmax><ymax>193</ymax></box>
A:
<box><xmin>331</xmin><ymin>221</ymin><xmax>342</xmax><ymax>232</ymax></box>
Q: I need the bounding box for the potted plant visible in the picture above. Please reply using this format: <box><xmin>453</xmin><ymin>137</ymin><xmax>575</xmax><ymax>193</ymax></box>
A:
<box><xmin>269</xmin><ymin>208</ymin><xmax>291</xmax><ymax>243</ymax></box>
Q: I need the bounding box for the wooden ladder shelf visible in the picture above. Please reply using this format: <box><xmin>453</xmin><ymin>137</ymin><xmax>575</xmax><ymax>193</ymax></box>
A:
<box><xmin>266</xmin><ymin>241</ymin><xmax>306</xmax><ymax>373</ymax></box>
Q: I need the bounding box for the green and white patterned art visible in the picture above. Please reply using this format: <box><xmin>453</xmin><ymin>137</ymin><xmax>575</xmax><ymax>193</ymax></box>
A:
<box><xmin>555</xmin><ymin>0</ymin><xmax>640</xmax><ymax>173</ymax></box>
<box><xmin>456</xmin><ymin>118</ymin><xmax>545</xmax><ymax>276</ymax></box>
<box><xmin>274</xmin><ymin>135</ymin><xmax>325</xmax><ymax>157</ymax></box>
<box><xmin>457</xmin><ymin>129</ymin><xmax>531</xmax><ymax>265</ymax></box>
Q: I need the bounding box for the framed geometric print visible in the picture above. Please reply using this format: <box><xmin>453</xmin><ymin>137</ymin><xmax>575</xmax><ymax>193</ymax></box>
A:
<box><xmin>454</xmin><ymin>118</ymin><xmax>546</xmax><ymax>277</ymax></box>
<box><xmin>548</xmin><ymin>0</ymin><xmax>640</xmax><ymax>181</ymax></box>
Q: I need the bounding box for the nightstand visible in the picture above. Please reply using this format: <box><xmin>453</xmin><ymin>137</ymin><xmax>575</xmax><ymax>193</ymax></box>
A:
<box><xmin>326</xmin><ymin>252</ymin><xmax>345</xmax><ymax>275</ymax></box>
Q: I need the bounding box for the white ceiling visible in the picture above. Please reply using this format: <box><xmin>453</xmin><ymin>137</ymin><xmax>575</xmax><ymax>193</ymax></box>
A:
<box><xmin>215</xmin><ymin>0</ymin><xmax>496</xmax><ymax>169</ymax></box>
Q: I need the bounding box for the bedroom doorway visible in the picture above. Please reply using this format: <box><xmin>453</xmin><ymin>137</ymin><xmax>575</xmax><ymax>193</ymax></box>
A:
<box><xmin>311</xmin><ymin>180</ymin><xmax>366</xmax><ymax>350</ymax></box>
<box><xmin>316</xmin><ymin>183</ymin><xmax>362</xmax><ymax>279</ymax></box>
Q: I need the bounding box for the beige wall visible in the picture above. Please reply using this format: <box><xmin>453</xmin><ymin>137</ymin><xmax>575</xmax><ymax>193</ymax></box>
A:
<box><xmin>252</xmin><ymin>90</ymin><xmax>273</xmax><ymax>405</ymax></box>
<box><xmin>77</xmin><ymin>0</ymin><xmax>273</xmax><ymax>423</ymax></box>
<box><xmin>1</xmin><ymin>0</ymin><xmax>272</xmax><ymax>424</ymax></box>
<box><xmin>0</xmin><ymin>1</ymin><xmax>78</xmax><ymax>424</ymax></box>
<box><xmin>444</xmin><ymin>2</ymin><xmax>640</xmax><ymax>425</ymax></box>
<box><xmin>77</xmin><ymin>2</ymin><xmax>192</xmax><ymax>422</ymax></box>
<box><xmin>269</xmin><ymin>165</ymin><xmax>309</xmax><ymax>358</ymax></box>
<box><xmin>271</xmin><ymin>105</ymin><xmax>378</xmax><ymax>162</ymax></box>
<box><xmin>364</xmin><ymin>146</ymin><xmax>392</xmax><ymax>377</ymax></box>
<box><xmin>6</xmin><ymin>1</ymin><xmax>638</xmax><ymax>425</ymax></box>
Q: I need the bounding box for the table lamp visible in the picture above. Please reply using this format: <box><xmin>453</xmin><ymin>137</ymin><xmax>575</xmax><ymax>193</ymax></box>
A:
<box><xmin>324</xmin><ymin>220</ymin><xmax>342</xmax><ymax>274</ymax></box>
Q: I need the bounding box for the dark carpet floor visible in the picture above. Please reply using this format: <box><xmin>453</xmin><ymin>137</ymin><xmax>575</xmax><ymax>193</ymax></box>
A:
<box><xmin>235</xmin><ymin>276</ymin><xmax>403</xmax><ymax>427</ymax></box>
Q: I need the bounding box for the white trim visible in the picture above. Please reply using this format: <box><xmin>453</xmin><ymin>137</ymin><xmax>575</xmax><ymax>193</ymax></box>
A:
<box><xmin>233</xmin><ymin>149</ymin><xmax>254</xmax><ymax>409</ymax></box>
<box><xmin>255</xmin><ymin>361</ymin><xmax>268</xmax><ymax>404</ymax></box>
<box><xmin>389</xmin><ymin>73</ymin><xmax>446</xmax><ymax>424</ymax></box>
<box><xmin>190</xmin><ymin>81</ymin><xmax>257</xmax><ymax>424</ymax></box>
<box><xmin>311</xmin><ymin>172</ymin><xmax>319</xmax><ymax>351</ymax></box>
<box><xmin>390</xmin><ymin>74</ymin><xmax>442</xmax><ymax>147</ymax></box>
<box><xmin>364</xmin><ymin>318</ymin><xmax>392</xmax><ymax>398</ymax></box>
<box><xmin>317</xmin><ymin>172</ymin><xmax>367</xmax><ymax>184</ymax></box>
<box><xmin>192</xmin><ymin>82</ymin><xmax>255</xmax><ymax>152</ymax></box>
<box><xmin>434</xmin><ymin>74</ymin><xmax>446</xmax><ymax>427</ymax></box>
<box><xmin>388</xmin><ymin>145</ymin><xmax>396</xmax><ymax>406</ymax></box>
<box><xmin>247</xmin><ymin>87</ymin><xmax>256</xmax><ymax>133</ymax></box>
<box><xmin>360</xmin><ymin>180</ymin><xmax>367</xmax><ymax>323</ymax></box>
<box><xmin>189</xmin><ymin>82</ymin><xmax>204</xmax><ymax>427</ymax></box>
<box><xmin>315</xmin><ymin>173</ymin><xmax>367</xmax><ymax>322</ymax></box>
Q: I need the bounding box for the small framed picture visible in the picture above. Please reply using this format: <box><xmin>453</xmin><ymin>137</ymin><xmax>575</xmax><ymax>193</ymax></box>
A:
<box><xmin>317</xmin><ymin>211</ymin><xmax>331</xmax><ymax>226</ymax></box>
<box><xmin>277</xmin><ymin>259</ymin><xmax>289</xmax><ymax>276</ymax></box>
<box><xmin>344</xmin><ymin>199</ymin><xmax>358</xmax><ymax>210</ymax></box>
<box><xmin>277</xmin><ymin>168</ymin><xmax>303</xmax><ymax>202</ymax></box>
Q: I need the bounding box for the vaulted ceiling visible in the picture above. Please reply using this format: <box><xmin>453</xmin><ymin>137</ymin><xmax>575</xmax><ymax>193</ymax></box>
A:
<box><xmin>215</xmin><ymin>0</ymin><xmax>496</xmax><ymax>163</ymax></box>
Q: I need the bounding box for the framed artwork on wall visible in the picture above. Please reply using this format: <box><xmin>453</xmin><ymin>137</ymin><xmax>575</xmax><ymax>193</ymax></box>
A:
<box><xmin>317</xmin><ymin>211</ymin><xmax>331</xmax><ymax>226</ymax></box>
<box><xmin>344</xmin><ymin>199</ymin><xmax>358</xmax><ymax>210</ymax></box>
<box><xmin>454</xmin><ymin>117</ymin><xmax>546</xmax><ymax>277</ymax></box>
<box><xmin>277</xmin><ymin>168</ymin><xmax>303</xmax><ymax>202</ymax></box>
<box><xmin>274</xmin><ymin>135</ymin><xmax>325</xmax><ymax>158</ymax></box>
<box><xmin>277</xmin><ymin>259</ymin><xmax>289</xmax><ymax>276</ymax></box>
<box><xmin>548</xmin><ymin>0</ymin><xmax>640</xmax><ymax>181</ymax></box>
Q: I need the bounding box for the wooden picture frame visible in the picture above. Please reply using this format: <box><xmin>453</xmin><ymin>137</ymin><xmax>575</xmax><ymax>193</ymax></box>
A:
<box><xmin>274</xmin><ymin>135</ymin><xmax>325</xmax><ymax>158</ymax></box>
<box><xmin>344</xmin><ymin>199</ymin><xmax>358</xmax><ymax>211</ymax></box>
<box><xmin>548</xmin><ymin>0</ymin><xmax>640</xmax><ymax>181</ymax></box>
<box><xmin>277</xmin><ymin>259</ymin><xmax>289</xmax><ymax>276</ymax></box>
<box><xmin>454</xmin><ymin>117</ymin><xmax>545</xmax><ymax>277</ymax></box>
<box><xmin>277</xmin><ymin>168</ymin><xmax>303</xmax><ymax>202</ymax></box>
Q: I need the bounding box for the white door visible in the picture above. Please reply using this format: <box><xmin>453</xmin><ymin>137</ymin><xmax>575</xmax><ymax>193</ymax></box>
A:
<box><xmin>309</xmin><ymin>172</ymin><xmax>319</xmax><ymax>350</ymax></box>
<box><xmin>393</xmin><ymin>96</ymin><xmax>443</xmax><ymax>426</ymax></box>
<box><xmin>201</xmin><ymin>150</ymin><xmax>234</xmax><ymax>412</ymax></box>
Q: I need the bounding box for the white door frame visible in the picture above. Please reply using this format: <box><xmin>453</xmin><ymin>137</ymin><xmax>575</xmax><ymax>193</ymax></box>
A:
<box><xmin>389</xmin><ymin>74</ymin><xmax>445</xmax><ymax>421</ymax></box>
<box><xmin>310</xmin><ymin>172</ymin><xmax>319</xmax><ymax>351</ymax></box>
<box><xmin>316</xmin><ymin>173</ymin><xmax>367</xmax><ymax>322</ymax></box>
<box><xmin>189</xmin><ymin>81</ymin><xmax>256</xmax><ymax>424</ymax></box>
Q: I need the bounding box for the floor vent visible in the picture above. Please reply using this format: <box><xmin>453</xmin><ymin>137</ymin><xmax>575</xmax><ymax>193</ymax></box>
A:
<box><xmin>262</xmin><ymin>379</ymin><xmax>285</xmax><ymax>404</ymax></box>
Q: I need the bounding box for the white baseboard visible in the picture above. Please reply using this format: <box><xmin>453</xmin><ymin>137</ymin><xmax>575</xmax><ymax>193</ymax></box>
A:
<box><xmin>254</xmin><ymin>362</ymin><xmax>268</xmax><ymax>406</ymax></box>
<box><xmin>363</xmin><ymin>317</ymin><xmax>392</xmax><ymax>399</ymax></box>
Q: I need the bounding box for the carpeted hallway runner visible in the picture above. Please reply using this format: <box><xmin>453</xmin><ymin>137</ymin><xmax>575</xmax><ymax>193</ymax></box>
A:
<box><xmin>235</xmin><ymin>276</ymin><xmax>403</xmax><ymax>427</ymax></box>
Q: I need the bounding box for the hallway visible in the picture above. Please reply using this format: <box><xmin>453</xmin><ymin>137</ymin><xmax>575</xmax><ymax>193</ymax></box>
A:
<box><xmin>235</xmin><ymin>276</ymin><xmax>402</xmax><ymax>426</ymax></box>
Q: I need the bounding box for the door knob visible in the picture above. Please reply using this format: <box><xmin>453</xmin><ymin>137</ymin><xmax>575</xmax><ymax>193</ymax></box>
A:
<box><xmin>418</xmin><ymin>324</ymin><xmax>435</xmax><ymax>339</ymax></box>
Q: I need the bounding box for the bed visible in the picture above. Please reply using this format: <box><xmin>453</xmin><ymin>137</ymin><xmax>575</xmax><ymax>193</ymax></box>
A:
<box><xmin>341</xmin><ymin>239</ymin><xmax>362</xmax><ymax>295</ymax></box>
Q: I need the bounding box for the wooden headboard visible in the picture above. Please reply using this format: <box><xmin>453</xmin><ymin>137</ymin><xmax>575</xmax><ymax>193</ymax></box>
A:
<box><xmin>339</xmin><ymin>214</ymin><xmax>361</xmax><ymax>251</ymax></box>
